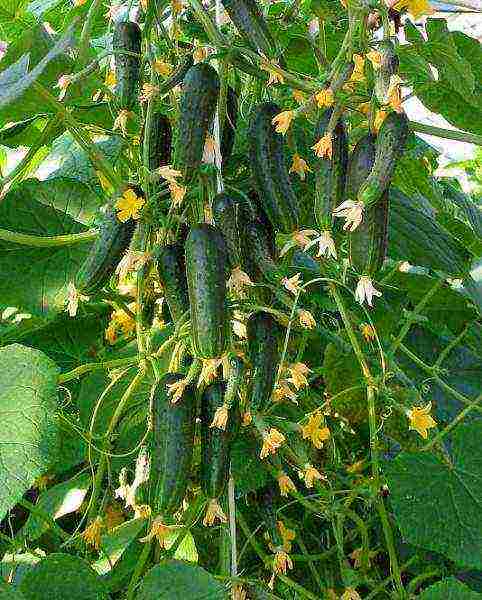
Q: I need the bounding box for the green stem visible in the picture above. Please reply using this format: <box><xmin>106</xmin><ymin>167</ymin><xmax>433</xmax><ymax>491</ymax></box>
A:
<box><xmin>186</xmin><ymin>0</ymin><xmax>225</xmax><ymax>46</ymax></box>
<box><xmin>410</xmin><ymin>121</ymin><xmax>482</xmax><ymax>146</ymax></box>
<box><xmin>0</xmin><ymin>228</ymin><xmax>97</xmax><ymax>247</ymax></box>
<box><xmin>77</xmin><ymin>0</ymin><xmax>104</xmax><ymax>68</ymax></box>
<box><xmin>58</xmin><ymin>355</ymin><xmax>138</xmax><ymax>383</ymax></box>
<box><xmin>18</xmin><ymin>498</ymin><xmax>70</xmax><ymax>542</ymax></box>
<box><xmin>126</xmin><ymin>538</ymin><xmax>152</xmax><ymax>600</ymax></box>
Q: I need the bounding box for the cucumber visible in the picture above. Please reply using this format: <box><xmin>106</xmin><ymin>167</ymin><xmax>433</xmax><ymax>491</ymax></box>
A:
<box><xmin>347</xmin><ymin>134</ymin><xmax>389</xmax><ymax>275</ymax></box>
<box><xmin>314</xmin><ymin>108</ymin><xmax>348</xmax><ymax>230</ymax></box>
<box><xmin>212</xmin><ymin>192</ymin><xmax>244</xmax><ymax>270</ymax></box>
<box><xmin>175</xmin><ymin>63</ymin><xmax>220</xmax><ymax>181</ymax></box>
<box><xmin>155</xmin><ymin>243</ymin><xmax>189</xmax><ymax>322</ymax></box>
<box><xmin>222</xmin><ymin>0</ymin><xmax>276</xmax><ymax>57</ymax></box>
<box><xmin>200</xmin><ymin>382</ymin><xmax>237</xmax><ymax>500</ymax></box>
<box><xmin>357</xmin><ymin>111</ymin><xmax>409</xmax><ymax>207</ymax></box>
<box><xmin>113</xmin><ymin>22</ymin><xmax>142</xmax><ymax>111</ymax></box>
<box><xmin>144</xmin><ymin>113</ymin><xmax>172</xmax><ymax>171</ymax></box>
<box><xmin>221</xmin><ymin>86</ymin><xmax>238</xmax><ymax>168</ymax></box>
<box><xmin>149</xmin><ymin>373</ymin><xmax>196</xmax><ymax>516</ymax></box>
<box><xmin>185</xmin><ymin>224</ymin><xmax>228</xmax><ymax>359</ymax></box>
<box><xmin>75</xmin><ymin>205</ymin><xmax>137</xmax><ymax>295</ymax></box>
<box><xmin>249</xmin><ymin>102</ymin><xmax>299</xmax><ymax>233</ymax></box>
<box><xmin>244</xmin><ymin>220</ymin><xmax>278</xmax><ymax>281</ymax></box>
<box><xmin>158</xmin><ymin>53</ymin><xmax>194</xmax><ymax>94</ymax></box>
<box><xmin>374</xmin><ymin>40</ymin><xmax>399</xmax><ymax>105</ymax></box>
<box><xmin>247</xmin><ymin>311</ymin><xmax>280</xmax><ymax>412</ymax></box>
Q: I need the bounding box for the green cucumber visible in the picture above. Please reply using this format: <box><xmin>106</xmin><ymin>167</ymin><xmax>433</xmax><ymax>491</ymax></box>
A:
<box><xmin>244</xmin><ymin>220</ymin><xmax>278</xmax><ymax>281</ymax></box>
<box><xmin>212</xmin><ymin>192</ymin><xmax>244</xmax><ymax>270</ymax></box>
<box><xmin>149</xmin><ymin>373</ymin><xmax>196</xmax><ymax>516</ymax></box>
<box><xmin>221</xmin><ymin>86</ymin><xmax>238</xmax><ymax>168</ymax></box>
<box><xmin>200</xmin><ymin>382</ymin><xmax>237</xmax><ymax>500</ymax></box>
<box><xmin>222</xmin><ymin>0</ymin><xmax>276</xmax><ymax>57</ymax></box>
<box><xmin>144</xmin><ymin>113</ymin><xmax>172</xmax><ymax>171</ymax></box>
<box><xmin>348</xmin><ymin>134</ymin><xmax>389</xmax><ymax>275</ymax></box>
<box><xmin>113</xmin><ymin>22</ymin><xmax>142</xmax><ymax>111</ymax></box>
<box><xmin>314</xmin><ymin>108</ymin><xmax>348</xmax><ymax>230</ymax></box>
<box><xmin>155</xmin><ymin>243</ymin><xmax>189</xmax><ymax>322</ymax></box>
<box><xmin>357</xmin><ymin>111</ymin><xmax>409</xmax><ymax>207</ymax></box>
<box><xmin>250</xmin><ymin>102</ymin><xmax>299</xmax><ymax>233</ymax></box>
<box><xmin>185</xmin><ymin>224</ymin><xmax>228</xmax><ymax>359</ymax></box>
<box><xmin>175</xmin><ymin>63</ymin><xmax>220</xmax><ymax>181</ymax></box>
<box><xmin>75</xmin><ymin>204</ymin><xmax>137</xmax><ymax>295</ymax></box>
<box><xmin>374</xmin><ymin>40</ymin><xmax>399</xmax><ymax>105</ymax></box>
<box><xmin>247</xmin><ymin>311</ymin><xmax>280</xmax><ymax>412</ymax></box>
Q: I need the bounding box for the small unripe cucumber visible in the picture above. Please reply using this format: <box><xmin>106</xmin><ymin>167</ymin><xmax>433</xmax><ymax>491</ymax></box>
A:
<box><xmin>155</xmin><ymin>243</ymin><xmax>189</xmax><ymax>322</ymax></box>
<box><xmin>113</xmin><ymin>22</ymin><xmax>142</xmax><ymax>111</ymax></box>
<box><xmin>222</xmin><ymin>0</ymin><xmax>276</xmax><ymax>57</ymax></box>
<box><xmin>149</xmin><ymin>373</ymin><xmax>196</xmax><ymax>516</ymax></box>
<box><xmin>144</xmin><ymin>113</ymin><xmax>172</xmax><ymax>171</ymax></box>
<box><xmin>212</xmin><ymin>192</ymin><xmax>244</xmax><ymax>269</ymax></box>
<box><xmin>185</xmin><ymin>224</ymin><xmax>228</xmax><ymax>359</ymax></box>
<box><xmin>374</xmin><ymin>40</ymin><xmax>399</xmax><ymax>105</ymax></box>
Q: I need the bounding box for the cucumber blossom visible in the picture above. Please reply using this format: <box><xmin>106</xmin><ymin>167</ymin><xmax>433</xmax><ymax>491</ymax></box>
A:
<box><xmin>113</xmin><ymin>22</ymin><xmax>142</xmax><ymax>111</ymax></box>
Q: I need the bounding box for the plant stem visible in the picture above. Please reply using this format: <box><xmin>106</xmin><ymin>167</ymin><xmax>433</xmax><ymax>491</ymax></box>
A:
<box><xmin>126</xmin><ymin>538</ymin><xmax>152</xmax><ymax>600</ymax></box>
<box><xmin>58</xmin><ymin>355</ymin><xmax>138</xmax><ymax>383</ymax></box>
<box><xmin>410</xmin><ymin>121</ymin><xmax>482</xmax><ymax>146</ymax></box>
<box><xmin>0</xmin><ymin>228</ymin><xmax>97</xmax><ymax>247</ymax></box>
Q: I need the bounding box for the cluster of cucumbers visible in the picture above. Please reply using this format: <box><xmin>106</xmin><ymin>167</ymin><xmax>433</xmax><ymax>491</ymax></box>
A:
<box><xmin>74</xmin><ymin>2</ymin><xmax>409</xmax><ymax>525</ymax></box>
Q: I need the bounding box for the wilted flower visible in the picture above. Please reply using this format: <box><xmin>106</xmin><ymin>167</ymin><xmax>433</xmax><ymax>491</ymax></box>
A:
<box><xmin>272</xmin><ymin>110</ymin><xmax>295</xmax><ymax>135</ymax></box>
<box><xmin>203</xmin><ymin>498</ymin><xmax>227</xmax><ymax>526</ymax></box>
<box><xmin>260</xmin><ymin>428</ymin><xmax>286</xmax><ymax>459</ymax></box>
<box><xmin>289</xmin><ymin>154</ymin><xmax>311</xmax><ymax>179</ymax></box>
<box><xmin>355</xmin><ymin>276</ymin><xmax>382</xmax><ymax>307</ymax></box>
<box><xmin>333</xmin><ymin>200</ymin><xmax>364</xmax><ymax>232</ymax></box>
<box><xmin>312</xmin><ymin>134</ymin><xmax>333</xmax><ymax>159</ymax></box>
<box><xmin>81</xmin><ymin>517</ymin><xmax>104</xmax><ymax>550</ymax></box>
<box><xmin>277</xmin><ymin>472</ymin><xmax>297</xmax><ymax>496</ymax></box>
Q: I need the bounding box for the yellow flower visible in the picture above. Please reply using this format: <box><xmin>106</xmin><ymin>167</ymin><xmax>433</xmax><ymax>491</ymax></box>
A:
<box><xmin>172</xmin><ymin>0</ymin><xmax>184</xmax><ymax>13</ymax></box>
<box><xmin>312</xmin><ymin>134</ymin><xmax>333</xmax><ymax>159</ymax></box>
<box><xmin>81</xmin><ymin>516</ymin><xmax>104</xmax><ymax>550</ymax></box>
<box><xmin>278</xmin><ymin>520</ymin><xmax>295</xmax><ymax>551</ymax></box>
<box><xmin>308</xmin><ymin>229</ymin><xmax>337</xmax><ymax>259</ymax></box>
<box><xmin>228</xmin><ymin>266</ymin><xmax>253</xmax><ymax>295</ymax></box>
<box><xmin>273</xmin><ymin>380</ymin><xmax>298</xmax><ymax>403</ymax></box>
<box><xmin>140</xmin><ymin>516</ymin><xmax>171</xmax><ymax>548</ymax></box>
<box><xmin>232</xmin><ymin>584</ymin><xmax>247</xmax><ymax>600</ymax></box>
<box><xmin>203</xmin><ymin>498</ymin><xmax>227</xmax><ymax>526</ymax></box>
<box><xmin>292</xmin><ymin>89</ymin><xmax>305</xmax><ymax>103</ymax></box>
<box><xmin>134</xmin><ymin>504</ymin><xmax>152</xmax><ymax>519</ymax></box>
<box><xmin>358</xmin><ymin>101</ymin><xmax>371</xmax><ymax>116</ymax></box>
<box><xmin>300</xmin><ymin>464</ymin><xmax>324</xmax><ymax>488</ymax></box>
<box><xmin>366</xmin><ymin>50</ymin><xmax>382</xmax><ymax>69</ymax></box>
<box><xmin>388</xmin><ymin>82</ymin><xmax>403</xmax><ymax>113</ymax></box>
<box><xmin>360</xmin><ymin>323</ymin><xmax>376</xmax><ymax>341</ymax></box>
<box><xmin>350</xmin><ymin>53</ymin><xmax>365</xmax><ymax>83</ymax></box>
<box><xmin>407</xmin><ymin>402</ymin><xmax>437</xmax><ymax>439</ymax></box>
<box><xmin>277</xmin><ymin>472</ymin><xmax>296</xmax><ymax>496</ymax></box>
<box><xmin>315</xmin><ymin>87</ymin><xmax>334</xmax><ymax>108</ymax></box>
<box><xmin>341</xmin><ymin>588</ymin><xmax>362</xmax><ymax>600</ymax></box>
<box><xmin>113</xmin><ymin>109</ymin><xmax>134</xmax><ymax>136</ymax></box>
<box><xmin>105</xmin><ymin>304</ymin><xmax>136</xmax><ymax>344</ymax></box>
<box><xmin>282</xmin><ymin>272</ymin><xmax>304</xmax><ymax>295</ymax></box>
<box><xmin>157</xmin><ymin>165</ymin><xmax>182</xmax><ymax>183</ymax></box>
<box><xmin>193</xmin><ymin>46</ymin><xmax>208</xmax><ymax>63</ymax></box>
<box><xmin>242</xmin><ymin>411</ymin><xmax>252</xmax><ymax>426</ymax></box>
<box><xmin>153</xmin><ymin>59</ymin><xmax>172</xmax><ymax>77</ymax></box>
<box><xmin>203</xmin><ymin>135</ymin><xmax>217</xmax><ymax>164</ymax></box>
<box><xmin>289</xmin><ymin>154</ymin><xmax>312</xmax><ymax>180</ymax></box>
<box><xmin>272</xmin><ymin>549</ymin><xmax>293</xmax><ymax>575</ymax></box>
<box><xmin>298</xmin><ymin>309</ymin><xmax>316</xmax><ymax>329</ymax></box>
<box><xmin>395</xmin><ymin>0</ymin><xmax>434</xmax><ymax>19</ymax></box>
<box><xmin>210</xmin><ymin>404</ymin><xmax>229</xmax><ymax>430</ymax></box>
<box><xmin>104</xmin><ymin>70</ymin><xmax>116</xmax><ymax>87</ymax></box>
<box><xmin>74</xmin><ymin>0</ymin><xmax>87</xmax><ymax>5</ymax></box>
<box><xmin>232</xmin><ymin>316</ymin><xmax>247</xmax><ymax>339</ymax></box>
<box><xmin>197</xmin><ymin>356</ymin><xmax>229</xmax><ymax>387</ymax></box>
<box><xmin>139</xmin><ymin>82</ymin><xmax>159</xmax><ymax>102</ymax></box>
<box><xmin>280</xmin><ymin>229</ymin><xmax>318</xmax><ymax>257</ymax></box>
<box><xmin>261</xmin><ymin>60</ymin><xmax>284</xmax><ymax>85</ymax></box>
<box><xmin>104</xmin><ymin>503</ymin><xmax>125</xmax><ymax>530</ymax></box>
<box><xmin>115</xmin><ymin>188</ymin><xmax>145</xmax><ymax>222</ymax></box>
<box><xmin>374</xmin><ymin>109</ymin><xmax>388</xmax><ymax>133</ymax></box>
<box><xmin>167</xmin><ymin>378</ymin><xmax>188</xmax><ymax>403</ymax></box>
<box><xmin>301</xmin><ymin>412</ymin><xmax>330</xmax><ymax>449</ymax></box>
<box><xmin>346</xmin><ymin>459</ymin><xmax>365</xmax><ymax>474</ymax></box>
<box><xmin>260</xmin><ymin>428</ymin><xmax>286</xmax><ymax>459</ymax></box>
<box><xmin>332</xmin><ymin>200</ymin><xmax>364</xmax><ymax>232</ymax></box>
<box><xmin>272</xmin><ymin>110</ymin><xmax>295</xmax><ymax>135</ymax></box>
<box><xmin>287</xmin><ymin>362</ymin><xmax>311</xmax><ymax>390</ymax></box>
<box><xmin>169</xmin><ymin>181</ymin><xmax>186</xmax><ymax>208</ymax></box>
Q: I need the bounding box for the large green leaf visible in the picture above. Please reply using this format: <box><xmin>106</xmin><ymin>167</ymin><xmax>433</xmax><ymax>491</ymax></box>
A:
<box><xmin>0</xmin><ymin>190</ymin><xmax>91</xmax><ymax>319</ymax></box>
<box><xmin>0</xmin><ymin>582</ymin><xmax>27</xmax><ymax>599</ymax></box>
<box><xmin>1</xmin><ymin>550</ymin><xmax>44</xmax><ymax>587</ymax></box>
<box><xmin>18</xmin><ymin>553</ymin><xmax>108</xmax><ymax>600</ymax></box>
<box><xmin>137</xmin><ymin>560</ymin><xmax>227</xmax><ymax>600</ymax></box>
<box><xmin>418</xmin><ymin>577</ymin><xmax>482</xmax><ymax>599</ymax></box>
<box><xmin>384</xmin><ymin>421</ymin><xmax>482</xmax><ymax>569</ymax></box>
<box><xmin>0</xmin><ymin>344</ymin><xmax>59</xmax><ymax>521</ymax></box>
<box><xmin>92</xmin><ymin>519</ymin><xmax>146</xmax><ymax>576</ymax></box>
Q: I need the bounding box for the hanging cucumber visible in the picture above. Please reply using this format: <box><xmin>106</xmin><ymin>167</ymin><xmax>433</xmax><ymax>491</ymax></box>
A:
<box><xmin>347</xmin><ymin>134</ymin><xmax>389</xmax><ymax>276</ymax></box>
<box><xmin>149</xmin><ymin>373</ymin><xmax>196</xmax><ymax>516</ymax></box>
<box><xmin>374</xmin><ymin>40</ymin><xmax>399</xmax><ymax>105</ymax></box>
<box><xmin>247</xmin><ymin>311</ymin><xmax>280</xmax><ymax>412</ymax></box>
<box><xmin>244</xmin><ymin>220</ymin><xmax>278</xmax><ymax>282</ymax></box>
<box><xmin>221</xmin><ymin>86</ymin><xmax>238</xmax><ymax>168</ymax></box>
<box><xmin>175</xmin><ymin>63</ymin><xmax>220</xmax><ymax>181</ymax></box>
<box><xmin>249</xmin><ymin>102</ymin><xmax>299</xmax><ymax>233</ymax></box>
<box><xmin>212</xmin><ymin>192</ymin><xmax>244</xmax><ymax>270</ymax></box>
<box><xmin>185</xmin><ymin>224</ymin><xmax>228</xmax><ymax>359</ymax></box>
<box><xmin>221</xmin><ymin>0</ymin><xmax>276</xmax><ymax>58</ymax></box>
<box><xmin>144</xmin><ymin>113</ymin><xmax>172</xmax><ymax>171</ymax></box>
<box><xmin>357</xmin><ymin>111</ymin><xmax>409</xmax><ymax>207</ymax></box>
<box><xmin>113</xmin><ymin>21</ymin><xmax>142</xmax><ymax>111</ymax></box>
<box><xmin>155</xmin><ymin>243</ymin><xmax>189</xmax><ymax>322</ymax></box>
<box><xmin>314</xmin><ymin>108</ymin><xmax>348</xmax><ymax>230</ymax></box>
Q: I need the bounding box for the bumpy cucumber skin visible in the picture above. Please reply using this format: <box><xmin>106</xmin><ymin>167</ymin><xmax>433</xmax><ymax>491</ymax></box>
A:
<box><xmin>358</xmin><ymin>111</ymin><xmax>409</xmax><ymax>207</ymax></box>
<box><xmin>348</xmin><ymin>134</ymin><xmax>389</xmax><ymax>276</ymax></box>
<box><xmin>145</xmin><ymin>113</ymin><xmax>172</xmax><ymax>171</ymax></box>
<box><xmin>176</xmin><ymin>63</ymin><xmax>220</xmax><ymax>181</ymax></box>
<box><xmin>155</xmin><ymin>243</ymin><xmax>189</xmax><ymax>322</ymax></box>
<box><xmin>222</xmin><ymin>0</ymin><xmax>276</xmax><ymax>57</ymax></box>
<box><xmin>374</xmin><ymin>40</ymin><xmax>399</xmax><ymax>105</ymax></box>
<box><xmin>75</xmin><ymin>207</ymin><xmax>136</xmax><ymax>295</ymax></box>
<box><xmin>244</xmin><ymin>220</ymin><xmax>277</xmax><ymax>281</ymax></box>
<box><xmin>221</xmin><ymin>86</ymin><xmax>238</xmax><ymax>168</ymax></box>
<box><xmin>200</xmin><ymin>383</ymin><xmax>236</xmax><ymax>499</ymax></box>
<box><xmin>113</xmin><ymin>22</ymin><xmax>142</xmax><ymax>111</ymax></box>
<box><xmin>212</xmin><ymin>193</ymin><xmax>243</xmax><ymax>269</ymax></box>
<box><xmin>250</xmin><ymin>102</ymin><xmax>299</xmax><ymax>233</ymax></box>
<box><xmin>149</xmin><ymin>373</ymin><xmax>196</xmax><ymax>516</ymax></box>
<box><xmin>314</xmin><ymin>108</ymin><xmax>348</xmax><ymax>230</ymax></box>
<box><xmin>185</xmin><ymin>224</ymin><xmax>228</xmax><ymax>359</ymax></box>
<box><xmin>247</xmin><ymin>311</ymin><xmax>280</xmax><ymax>412</ymax></box>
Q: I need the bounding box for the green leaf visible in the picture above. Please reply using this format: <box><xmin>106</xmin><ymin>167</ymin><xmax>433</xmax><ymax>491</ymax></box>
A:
<box><xmin>18</xmin><ymin>553</ymin><xmax>108</xmax><ymax>600</ymax></box>
<box><xmin>27</xmin><ymin>0</ymin><xmax>63</xmax><ymax>18</ymax></box>
<box><xmin>137</xmin><ymin>560</ymin><xmax>227</xmax><ymax>600</ymax></box>
<box><xmin>384</xmin><ymin>421</ymin><xmax>482</xmax><ymax>569</ymax></box>
<box><xmin>231</xmin><ymin>435</ymin><xmax>269</xmax><ymax>494</ymax></box>
<box><xmin>0</xmin><ymin>190</ymin><xmax>90</xmax><ymax>319</ymax></box>
<box><xmin>92</xmin><ymin>518</ymin><xmax>146</xmax><ymax>576</ymax></box>
<box><xmin>0</xmin><ymin>581</ymin><xmax>27</xmax><ymax>599</ymax></box>
<box><xmin>0</xmin><ymin>344</ymin><xmax>59</xmax><ymax>521</ymax></box>
<box><xmin>1</xmin><ymin>550</ymin><xmax>45</xmax><ymax>587</ymax></box>
<box><xmin>19</xmin><ymin>472</ymin><xmax>91</xmax><ymax>542</ymax></box>
<box><xmin>164</xmin><ymin>530</ymin><xmax>199</xmax><ymax>563</ymax></box>
<box><xmin>418</xmin><ymin>577</ymin><xmax>482</xmax><ymax>599</ymax></box>
<box><xmin>284</xmin><ymin>37</ymin><xmax>318</xmax><ymax>76</ymax></box>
